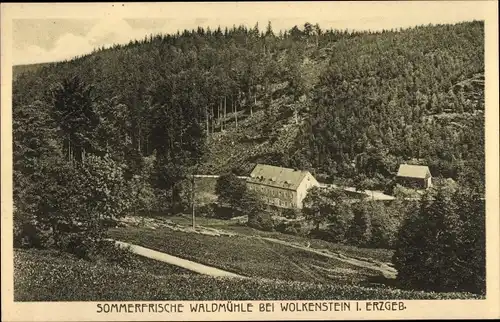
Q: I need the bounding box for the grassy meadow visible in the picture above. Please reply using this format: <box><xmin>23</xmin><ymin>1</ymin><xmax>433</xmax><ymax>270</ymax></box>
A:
<box><xmin>14</xmin><ymin>248</ymin><xmax>482</xmax><ymax>301</ymax></box>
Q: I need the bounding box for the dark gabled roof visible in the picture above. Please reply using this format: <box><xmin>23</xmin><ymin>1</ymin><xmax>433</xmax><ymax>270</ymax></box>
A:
<box><xmin>247</xmin><ymin>164</ymin><xmax>310</xmax><ymax>190</ymax></box>
<box><xmin>397</xmin><ymin>164</ymin><xmax>431</xmax><ymax>179</ymax></box>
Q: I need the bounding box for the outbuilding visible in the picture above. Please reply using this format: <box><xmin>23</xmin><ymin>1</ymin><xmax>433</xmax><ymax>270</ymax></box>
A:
<box><xmin>396</xmin><ymin>164</ymin><xmax>432</xmax><ymax>189</ymax></box>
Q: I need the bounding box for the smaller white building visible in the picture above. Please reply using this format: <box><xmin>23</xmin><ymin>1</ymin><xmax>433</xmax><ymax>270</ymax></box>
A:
<box><xmin>396</xmin><ymin>164</ymin><xmax>432</xmax><ymax>189</ymax></box>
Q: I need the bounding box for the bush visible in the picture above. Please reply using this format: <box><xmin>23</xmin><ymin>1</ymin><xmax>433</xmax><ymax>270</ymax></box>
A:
<box><xmin>248</xmin><ymin>212</ymin><xmax>274</xmax><ymax>231</ymax></box>
<box><xmin>370</xmin><ymin>210</ymin><xmax>400</xmax><ymax>249</ymax></box>
<box><xmin>393</xmin><ymin>187</ymin><xmax>485</xmax><ymax>294</ymax></box>
<box><xmin>58</xmin><ymin>234</ymin><xmax>92</xmax><ymax>259</ymax></box>
<box><xmin>308</xmin><ymin>227</ymin><xmax>343</xmax><ymax>243</ymax></box>
<box><xmin>13</xmin><ymin>210</ymin><xmax>45</xmax><ymax>249</ymax></box>
<box><xmin>129</xmin><ymin>173</ymin><xmax>156</xmax><ymax>215</ymax></box>
<box><xmin>214</xmin><ymin>205</ymin><xmax>242</xmax><ymax>219</ymax></box>
<box><xmin>392</xmin><ymin>184</ymin><xmax>421</xmax><ymax>199</ymax></box>
<box><xmin>275</xmin><ymin>221</ymin><xmax>305</xmax><ymax>236</ymax></box>
<box><xmin>282</xmin><ymin>208</ymin><xmax>301</xmax><ymax>219</ymax></box>
<box><xmin>197</xmin><ymin>203</ymin><xmax>217</xmax><ymax>218</ymax></box>
<box><xmin>383</xmin><ymin>179</ymin><xmax>397</xmax><ymax>195</ymax></box>
<box><xmin>93</xmin><ymin>240</ymin><xmax>135</xmax><ymax>268</ymax></box>
<box><xmin>347</xmin><ymin>201</ymin><xmax>372</xmax><ymax>247</ymax></box>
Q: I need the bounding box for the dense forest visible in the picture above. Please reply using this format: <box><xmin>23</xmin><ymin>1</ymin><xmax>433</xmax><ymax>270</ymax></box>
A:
<box><xmin>297</xmin><ymin>22</ymin><xmax>484</xmax><ymax>188</ymax></box>
<box><xmin>13</xmin><ymin>21</ymin><xmax>485</xmax><ymax>219</ymax></box>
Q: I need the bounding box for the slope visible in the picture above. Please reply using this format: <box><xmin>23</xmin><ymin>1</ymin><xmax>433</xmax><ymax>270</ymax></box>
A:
<box><xmin>12</xmin><ymin>21</ymin><xmax>485</xmax><ymax>192</ymax></box>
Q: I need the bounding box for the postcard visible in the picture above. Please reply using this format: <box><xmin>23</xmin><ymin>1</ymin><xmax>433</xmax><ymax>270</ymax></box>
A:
<box><xmin>1</xmin><ymin>1</ymin><xmax>499</xmax><ymax>321</ymax></box>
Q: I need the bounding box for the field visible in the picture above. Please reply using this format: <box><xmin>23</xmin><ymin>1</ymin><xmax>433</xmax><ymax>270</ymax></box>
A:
<box><xmin>14</xmin><ymin>249</ymin><xmax>482</xmax><ymax>301</ymax></box>
<box><xmin>110</xmin><ymin>226</ymin><xmax>379</xmax><ymax>285</ymax></box>
<box><xmin>154</xmin><ymin>214</ymin><xmax>394</xmax><ymax>263</ymax></box>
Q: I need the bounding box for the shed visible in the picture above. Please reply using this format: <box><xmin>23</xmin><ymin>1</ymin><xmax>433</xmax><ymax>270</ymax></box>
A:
<box><xmin>396</xmin><ymin>164</ymin><xmax>432</xmax><ymax>189</ymax></box>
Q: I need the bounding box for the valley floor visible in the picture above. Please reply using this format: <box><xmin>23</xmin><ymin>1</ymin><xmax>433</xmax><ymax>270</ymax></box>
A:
<box><xmin>111</xmin><ymin>215</ymin><xmax>397</xmax><ymax>282</ymax></box>
<box><xmin>14</xmin><ymin>214</ymin><xmax>483</xmax><ymax>301</ymax></box>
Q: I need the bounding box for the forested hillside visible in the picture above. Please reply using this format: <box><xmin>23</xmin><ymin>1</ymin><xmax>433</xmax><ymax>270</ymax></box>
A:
<box><xmin>13</xmin><ymin>21</ymin><xmax>485</xmax><ymax>216</ymax></box>
<box><xmin>13</xmin><ymin>62</ymin><xmax>54</xmax><ymax>80</ymax></box>
<box><xmin>299</xmin><ymin>22</ymin><xmax>484</xmax><ymax>189</ymax></box>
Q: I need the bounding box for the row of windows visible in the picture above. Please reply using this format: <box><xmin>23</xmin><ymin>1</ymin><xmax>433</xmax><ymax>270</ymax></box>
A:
<box><xmin>261</xmin><ymin>197</ymin><xmax>293</xmax><ymax>208</ymax></box>
<box><xmin>248</xmin><ymin>184</ymin><xmax>293</xmax><ymax>198</ymax></box>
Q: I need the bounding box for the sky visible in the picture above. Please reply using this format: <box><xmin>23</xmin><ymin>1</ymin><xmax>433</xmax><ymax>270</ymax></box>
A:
<box><xmin>11</xmin><ymin>2</ymin><xmax>488</xmax><ymax>65</ymax></box>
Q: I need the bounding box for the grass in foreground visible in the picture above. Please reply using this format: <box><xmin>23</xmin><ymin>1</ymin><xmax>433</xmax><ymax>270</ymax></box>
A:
<box><xmin>14</xmin><ymin>249</ymin><xmax>482</xmax><ymax>301</ymax></box>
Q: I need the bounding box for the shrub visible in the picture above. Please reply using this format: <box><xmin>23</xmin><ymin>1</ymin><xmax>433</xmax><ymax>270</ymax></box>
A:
<box><xmin>214</xmin><ymin>205</ymin><xmax>242</xmax><ymax>219</ymax></box>
<box><xmin>370</xmin><ymin>208</ymin><xmax>400</xmax><ymax>249</ymax></box>
<box><xmin>129</xmin><ymin>173</ymin><xmax>156</xmax><ymax>215</ymax></box>
<box><xmin>197</xmin><ymin>203</ymin><xmax>217</xmax><ymax>218</ymax></box>
<box><xmin>309</xmin><ymin>227</ymin><xmax>343</xmax><ymax>243</ymax></box>
<box><xmin>93</xmin><ymin>240</ymin><xmax>135</xmax><ymax>268</ymax></box>
<box><xmin>59</xmin><ymin>234</ymin><xmax>96</xmax><ymax>260</ymax></box>
<box><xmin>248</xmin><ymin>212</ymin><xmax>275</xmax><ymax>231</ymax></box>
<box><xmin>275</xmin><ymin>221</ymin><xmax>305</xmax><ymax>236</ymax></box>
<box><xmin>392</xmin><ymin>184</ymin><xmax>421</xmax><ymax>199</ymax></box>
<box><xmin>347</xmin><ymin>201</ymin><xmax>372</xmax><ymax>247</ymax></box>
<box><xmin>383</xmin><ymin>179</ymin><xmax>397</xmax><ymax>195</ymax></box>
<box><xmin>282</xmin><ymin>208</ymin><xmax>301</xmax><ymax>219</ymax></box>
<box><xmin>14</xmin><ymin>215</ymin><xmax>46</xmax><ymax>249</ymax></box>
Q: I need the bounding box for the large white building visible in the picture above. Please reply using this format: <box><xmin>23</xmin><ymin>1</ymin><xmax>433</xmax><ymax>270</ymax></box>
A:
<box><xmin>246</xmin><ymin>164</ymin><xmax>320</xmax><ymax>209</ymax></box>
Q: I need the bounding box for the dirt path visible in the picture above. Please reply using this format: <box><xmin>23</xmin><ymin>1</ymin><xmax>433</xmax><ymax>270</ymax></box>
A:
<box><xmin>113</xmin><ymin>240</ymin><xmax>246</xmax><ymax>279</ymax></box>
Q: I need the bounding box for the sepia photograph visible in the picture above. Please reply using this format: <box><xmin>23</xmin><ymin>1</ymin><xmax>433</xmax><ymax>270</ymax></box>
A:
<box><xmin>1</xmin><ymin>1</ymin><xmax>499</xmax><ymax>321</ymax></box>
